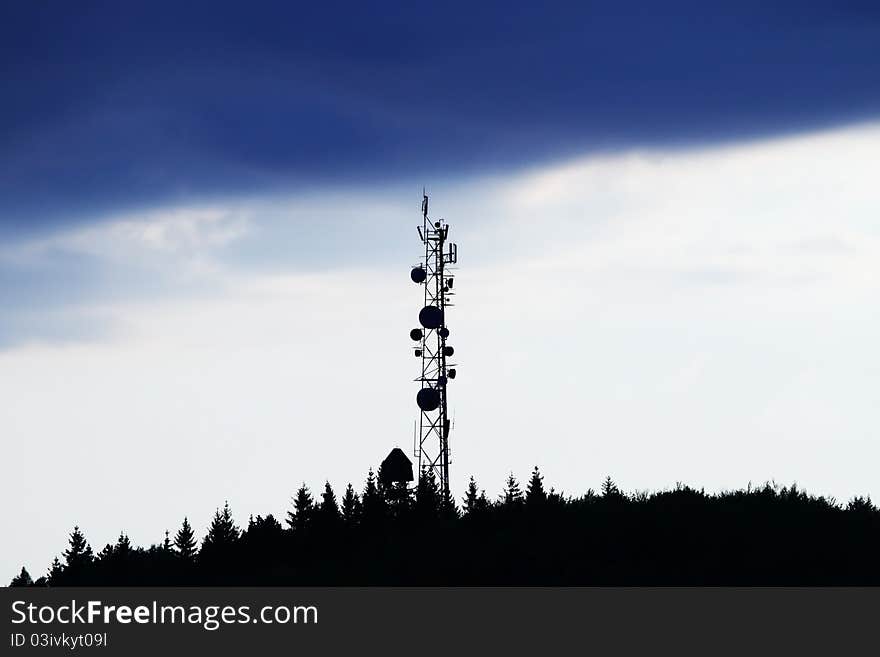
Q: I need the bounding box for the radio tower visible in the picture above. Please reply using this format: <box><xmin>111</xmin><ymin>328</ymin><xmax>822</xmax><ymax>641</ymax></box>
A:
<box><xmin>409</xmin><ymin>192</ymin><xmax>458</xmax><ymax>498</ymax></box>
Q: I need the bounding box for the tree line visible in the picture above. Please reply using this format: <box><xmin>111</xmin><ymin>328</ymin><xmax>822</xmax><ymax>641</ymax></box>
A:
<box><xmin>9</xmin><ymin>467</ymin><xmax>880</xmax><ymax>586</ymax></box>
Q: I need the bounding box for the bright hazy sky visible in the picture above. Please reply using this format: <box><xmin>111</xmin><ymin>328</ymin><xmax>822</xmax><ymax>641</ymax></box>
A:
<box><xmin>3</xmin><ymin>122</ymin><xmax>880</xmax><ymax>579</ymax></box>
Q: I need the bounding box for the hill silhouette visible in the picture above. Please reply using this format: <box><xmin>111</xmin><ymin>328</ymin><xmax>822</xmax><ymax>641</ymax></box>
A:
<box><xmin>10</xmin><ymin>467</ymin><xmax>880</xmax><ymax>586</ymax></box>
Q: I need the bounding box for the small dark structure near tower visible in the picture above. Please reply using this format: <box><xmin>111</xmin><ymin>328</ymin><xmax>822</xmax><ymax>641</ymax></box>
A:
<box><xmin>379</xmin><ymin>448</ymin><xmax>414</xmax><ymax>486</ymax></box>
<box><xmin>409</xmin><ymin>193</ymin><xmax>458</xmax><ymax>499</ymax></box>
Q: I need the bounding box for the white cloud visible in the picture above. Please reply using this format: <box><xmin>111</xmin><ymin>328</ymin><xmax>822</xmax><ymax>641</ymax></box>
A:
<box><xmin>1</xmin><ymin>204</ymin><xmax>253</xmax><ymax>278</ymax></box>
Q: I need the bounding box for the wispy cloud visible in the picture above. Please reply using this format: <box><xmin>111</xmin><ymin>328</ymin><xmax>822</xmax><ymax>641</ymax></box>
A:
<box><xmin>4</xmin><ymin>121</ymin><xmax>880</xmax><ymax>349</ymax></box>
<box><xmin>3</xmin><ymin>205</ymin><xmax>253</xmax><ymax>267</ymax></box>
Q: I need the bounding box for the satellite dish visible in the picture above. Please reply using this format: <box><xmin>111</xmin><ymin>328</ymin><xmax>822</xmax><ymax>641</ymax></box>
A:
<box><xmin>410</xmin><ymin>328</ymin><xmax>423</xmax><ymax>341</ymax></box>
<box><xmin>417</xmin><ymin>388</ymin><xmax>441</xmax><ymax>411</ymax></box>
<box><xmin>443</xmin><ymin>346</ymin><xmax>455</xmax><ymax>357</ymax></box>
<box><xmin>438</xmin><ymin>327</ymin><xmax>449</xmax><ymax>338</ymax></box>
<box><xmin>419</xmin><ymin>305</ymin><xmax>444</xmax><ymax>329</ymax></box>
<box><xmin>448</xmin><ymin>368</ymin><xmax>457</xmax><ymax>379</ymax></box>
<box><xmin>410</xmin><ymin>267</ymin><xmax>427</xmax><ymax>284</ymax></box>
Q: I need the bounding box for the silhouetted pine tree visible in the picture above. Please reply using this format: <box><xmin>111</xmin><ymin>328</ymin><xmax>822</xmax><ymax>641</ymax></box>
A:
<box><xmin>463</xmin><ymin>476</ymin><xmax>480</xmax><ymax>515</ymax></box>
<box><xmin>341</xmin><ymin>483</ymin><xmax>362</xmax><ymax>529</ymax></box>
<box><xmin>362</xmin><ymin>469</ymin><xmax>387</xmax><ymax>529</ymax></box>
<box><xmin>502</xmin><ymin>473</ymin><xmax>523</xmax><ymax>508</ymax></box>
<box><xmin>115</xmin><ymin>532</ymin><xmax>132</xmax><ymax>556</ymax></box>
<box><xmin>440</xmin><ymin>488</ymin><xmax>459</xmax><ymax>523</ymax></box>
<box><xmin>162</xmin><ymin>530</ymin><xmax>172</xmax><ymax>552</ymax></box>
<box><xmin>317</xmin><ymin>482</ymin><xmax>342</xmax><ymax>532</ymax></box>
<box><xmin>64</xmin><ymin>526</ymin><xmax>93</xmax><ymax>568</ymax></box>
<box><xmin>416</xmin><ymin>469</ymin><xmax>441</xmax><ymax>522</ymax></box>
<box><xmin>202</xmin><ymin>502</ymin><xmax>239</xmax><ymax>555</ymax></box>
<box><xmin>10</xmin><ymin>567</ymin><xmax>32</xmax><ymax>587</ymax></box>
<box><xmin>526</xmin><ymin>466</ymin><xmax>547</xmax><ymax>508</ymax></box>
<box><xmin>476</xmin><ymin>489</ymin><xmax>491</xmax><ymax>513</ymax></box>
<box><xmin>47</xmin><ymin>557</ymin><xmax>64</xmax><ymax>585</ymax></box>
<box><xmin>58</xmin><ymin>526</ymin><xmax>95</xmax><ymax>584</ymax></box>
<box><xmin>601</xmin><ymin>476</ymin><xmax>622</xmax><ymax>500</ymax></box>
<box><xmin>174</xmin><ymin>517</ymin><xmax>198</xmax><ymax>561</ymax></box>
<box><xmin>288</xmin><ymin>485</ymin><xmax>315</xmax><ymax>534</ymax></box>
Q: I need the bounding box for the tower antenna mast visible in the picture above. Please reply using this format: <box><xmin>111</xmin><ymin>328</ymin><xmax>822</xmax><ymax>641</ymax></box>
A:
<box><xmin>409</xmin><ymin>192</ymin><xmax>458</xmax><ymax>498</ymax></box>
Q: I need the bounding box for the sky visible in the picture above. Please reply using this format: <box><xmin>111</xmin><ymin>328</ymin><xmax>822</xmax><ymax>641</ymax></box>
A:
<box><xmin>2</xmin><ymin>2</ymin><xmax>880</xmax><ymax>579</ymax></box>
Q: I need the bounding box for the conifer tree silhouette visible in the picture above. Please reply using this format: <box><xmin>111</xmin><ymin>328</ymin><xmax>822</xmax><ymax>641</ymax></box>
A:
<box><xmin>476</xmin><ymin>488</ymin><xmax>491</xmax><ymax>513</ymax></box>
<box><xmin>526</xmin><ymin>466</ymin><xmax>547</xmax><ymax>508</ymax></box>
<box><xmin>317</xmin><ymin>482</ymin><xmax>342</xmax><ymax>532</ymax></box>
<box><xmin>64</xmin><ymin>526</ymin><xmax>94</xmax><ymax>568</ymax></box>
<box><xmin>361</xmin><ymin>468</ymin><xmax>387</xmax><ymax>528</ymax></box>
<box><xmin>173</xmin><ymin>517</ymin><xmax>198</xmax><ymax>561</ymax></box>
<box><xmin>60</xmin><ymin>526</ymin><xmax>94</xmax><ymax>584</ymax></box>
<box><xmin>440</xmin><ymin>486</ymin><xmax>459</xmax><ymax>523</ymax></box>
<box><xmin>601</xmin><ymin>476</ymin><xmax>621</xmax><ymax>499</ymax></box>
<box><xmin>341</xmin><ymin>483</ymin><xmax>363</xmax><ymax>529</ymax></box>
<box><xmin>47</xmin><ymin>557</ymin><xmax>64</xmax><ymax>585</ymax></box>
<box><xmin>463</xmin><ymin>476</ymin><xmax>480</xmax><ymax>515</ymax></box>
<box><xmin>416</xmin><ymin>468</ymin><xmax>441</xmax><ymax>522</ymax></box>
<box><xmin>202</xmin><ymin>502</ymin><xmax>239</xmax><ymax>552</ymax></box>
<box><xmin>9</xmin><ymin>566</ymin><xmax>32</xmax><ymax>587</ymax></box>
<box><xmin>502</xmin><ymin>473</ymin><xmax>523</xmax><ymax>508</ymax></box>
<box><xmin>115</xmin><ymin>532</ymin><xmax>132</xmax><ymax>556</ymax></box>
<box><xmin>288</xmin><ymin>484</ymin><xmax>315</xmax><ymax>534</ymax></box>
<box><xmin>198</xmin><ymin>502</ymin><xmax>239</xmax><ymax>581</ymax></box>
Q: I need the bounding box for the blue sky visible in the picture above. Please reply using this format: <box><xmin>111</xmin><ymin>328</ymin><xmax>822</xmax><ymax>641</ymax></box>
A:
<box><xmin>2</xmin><ymin>3</ymin><xmax>880</xmax><ymax>579</ymax></box>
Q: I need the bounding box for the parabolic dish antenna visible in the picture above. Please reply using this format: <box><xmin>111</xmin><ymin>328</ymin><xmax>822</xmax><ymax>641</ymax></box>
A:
<box><xmin>419</xmin><ymin>305</ymin><xmax>444</xmax><ymax>329</ymax></box>
<box><xmin>416</xmin><ymin>387</ymin><xmax>441</xmax><ymax>412</ymax></box>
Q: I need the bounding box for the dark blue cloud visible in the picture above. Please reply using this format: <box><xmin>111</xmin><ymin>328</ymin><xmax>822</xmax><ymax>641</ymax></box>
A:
<box><xmin>2</xmin><ymin>1</ymin><xmax>879</xmax><ymax>235</ymax></box>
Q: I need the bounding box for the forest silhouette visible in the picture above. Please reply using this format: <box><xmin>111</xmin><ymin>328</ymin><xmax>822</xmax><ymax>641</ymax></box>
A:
<box><xmin>9</xmin><ymin>467</ymin><xmax>880</xmax><ymax>586</ymax></box>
